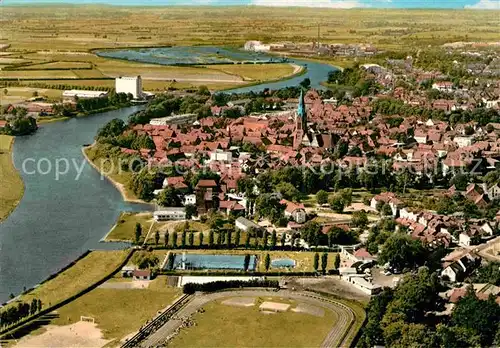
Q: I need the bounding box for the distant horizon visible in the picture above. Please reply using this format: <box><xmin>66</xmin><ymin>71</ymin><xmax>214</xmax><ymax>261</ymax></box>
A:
<box><xmin>1</xmin><ymin>0</ymin><xmax>499</xmax><ymax>10</ymax></box>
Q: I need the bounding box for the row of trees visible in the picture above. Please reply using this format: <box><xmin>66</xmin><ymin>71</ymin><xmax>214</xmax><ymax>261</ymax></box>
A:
<box><xmin>0</xmin><ymin>298</ymin><xmax>43</xmax><ymax>328</ymax></box>
<box><xmin>158</xmin><ymin>228</ymin><xmax>294</xmax><ymax>251</ymax></box>
<box><xmin>77</xmin><ymin>91</ymin><xmax>133</xmax><ymax>114</ymax></box>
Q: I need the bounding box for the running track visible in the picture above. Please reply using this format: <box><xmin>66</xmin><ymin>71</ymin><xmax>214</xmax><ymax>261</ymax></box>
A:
<box><xmin>141</xmin><ymin>289</ymin><xmax>357</xmax><ymax>348</ymax></box>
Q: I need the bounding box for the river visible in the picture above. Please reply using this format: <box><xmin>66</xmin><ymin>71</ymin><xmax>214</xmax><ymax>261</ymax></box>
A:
<box><xmin>0</xmin><ymin>47</ymin><xmax>334</xmax><ymax>304</ymax></box>
<box><xmin>0</xmin><ymin>107</ymin><xmax>151</xmax><ymax>303</ymax></box>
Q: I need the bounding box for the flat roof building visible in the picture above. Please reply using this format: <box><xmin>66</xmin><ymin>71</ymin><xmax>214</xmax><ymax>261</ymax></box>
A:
<box><xmin>116</xmin><ymin>76</ymin><xmax>143</xmax><ymax>99</ymax></box>
<box><xmin>62</xmin><ymin>90</ymin><xmax>108</xmax><ymax>99</ymax></box>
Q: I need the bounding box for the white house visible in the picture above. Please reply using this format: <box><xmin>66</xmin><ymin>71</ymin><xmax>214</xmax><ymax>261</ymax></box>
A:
<box><xmin>209</xmin><ymin>150</ymin><xmax>232</xmax><ymax>163</ymax></box>
<box><xmin>442</xmin><ymin>262</ymin><xmax>465</xmax><ymax>282</ymax></box>
<box><xmin>432</xmin><ymin>81</ymin><xmax>453</xmax><ymax>92</ymax></box>
<box><xmin>413</xmin><ymin>130</ymin><xmax>428</xmax><ymax>144</ymax></box>
<box><xmin>154</xmin><ymin>207</ymin><xmax>186</xmax><ymax>221</ymax></box>
<box><xmin>454</xmin><ymin>136</ymin><xmax>473</xmax><ymax>148</ymax></box>
<box><xmin>280</xmin><ymin>199</ymin><xmax>306</xmax><ymax>224</ymax></box>
<box><xmin>184</xmin><ymin>194</ymin><xmax>196</xmax><ymax>206</ymax></box>
<box><xmin>370</xmin><ymin>192</ymin><xmax>403</xmax><ymax>217</ymax></box>
<box><xmin>115</xmin><ymin>76</ymin><xmax>143</xmax><ymax>99</ymax></box>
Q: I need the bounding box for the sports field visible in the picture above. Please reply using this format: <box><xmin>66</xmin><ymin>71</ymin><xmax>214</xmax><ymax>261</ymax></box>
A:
<box><xmin>171</xmin><ymin>296</ymin><xmax>337</xmax><ymax>347</ymax></box>
<box><xmin>14</xmin><ymin>276</ymin><xmax>182</xmax><ymax>347</ymax></box>
<box><xmin>0</xmin><ymin>135</ymin><xmax>24</xmax><ymax>221</ymax></box>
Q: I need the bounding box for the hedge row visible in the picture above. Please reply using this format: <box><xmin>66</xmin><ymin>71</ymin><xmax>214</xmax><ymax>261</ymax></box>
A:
<box><xmin>183</xmin><ymin>279</ymin><xmax>279</xmax><ymax>294</ymax></box>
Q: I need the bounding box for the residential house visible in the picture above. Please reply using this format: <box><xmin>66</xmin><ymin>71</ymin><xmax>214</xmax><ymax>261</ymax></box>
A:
<box><xmin>132</xmin><ymin>269</ymin><xmax>151</xmax><ymax>281</ymax></box>
<box><xmin>280</xmin><ymin>199</ymin><xmax>306</xmax><ymax>224</ymax></box>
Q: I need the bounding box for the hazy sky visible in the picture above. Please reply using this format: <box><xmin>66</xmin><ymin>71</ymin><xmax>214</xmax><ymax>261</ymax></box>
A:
<box><xmin>2</xmin><ymin>0</ymin><xmax>500</xmax><ymax>9</ymax></box>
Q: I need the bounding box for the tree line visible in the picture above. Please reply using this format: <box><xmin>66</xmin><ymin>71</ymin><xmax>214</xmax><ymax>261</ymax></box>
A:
<box><xmin>183</xmin><ymin>279</ymin><xmax>279</xmax><ymax>294</ymax></box>
<box><xmin>0</xmin><ymin>298</ymin><xmax>43</xmax><ymax>328</ymax></box>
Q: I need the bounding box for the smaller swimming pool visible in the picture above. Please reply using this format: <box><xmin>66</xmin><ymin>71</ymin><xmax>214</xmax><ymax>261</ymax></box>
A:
<box><xmin>271</xmin><ymin>258</ymin><xmax>296</xmax><ymax>268</ymax></box>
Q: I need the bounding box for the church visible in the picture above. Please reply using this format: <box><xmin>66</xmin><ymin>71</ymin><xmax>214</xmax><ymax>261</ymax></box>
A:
<box><xmin>293</xmin><ymin>89</ymin><xmax>334</xmax><ymax>150</ymax></box>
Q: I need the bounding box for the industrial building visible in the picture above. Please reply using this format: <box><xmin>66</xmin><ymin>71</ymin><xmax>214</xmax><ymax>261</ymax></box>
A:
<box><xmin>62</xmin><ymin>90</ymin><xmax>108</xmax><ymax>99</ymax></box>
<box><xmin>115</xmin><ymin>75</ymin><xmax>143</xmax><ymax>99</ymax></box>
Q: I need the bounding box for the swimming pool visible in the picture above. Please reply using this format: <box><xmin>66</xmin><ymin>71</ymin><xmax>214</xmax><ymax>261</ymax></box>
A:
<box><xmin>271</xmin><ymin>258</ymin><xmax>296</xmax><ymax>268</ymax></box>
<box><xmin>170</xmin><ymin>253</ymin><xmax>257</xmax><ymax>271</ymax></box>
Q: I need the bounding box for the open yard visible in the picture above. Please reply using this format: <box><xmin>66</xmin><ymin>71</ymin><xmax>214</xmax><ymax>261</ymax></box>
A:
<box><xmin>0</xmin><ymin>135</ymin><xmax>24</xmax><ymax>222</ymax></box>
<box><xmin>170</xmin><ymin>296</ymin><xmax>338</xmax><ymax>347</ymax></box>
<box><xmin>6</xmin><ymin>250</ymin><xmax>128</xmax><ymax>310</ymax></box>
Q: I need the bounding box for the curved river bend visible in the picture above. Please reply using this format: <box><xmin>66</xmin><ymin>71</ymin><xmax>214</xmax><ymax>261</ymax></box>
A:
<box><xmin>0</xmin><ymin>107</ymin><xmax>150</xmax><ymax>302</ymax></box>
<box><xmin>0</xmin><ymin>48</ymin><xmax>335</xmax><ymax>303</ymax></box>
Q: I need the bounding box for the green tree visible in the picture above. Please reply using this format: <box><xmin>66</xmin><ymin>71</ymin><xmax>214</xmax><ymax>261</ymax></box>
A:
<box><xmin>172</xmin><ymin>231</ymin><xmax>178</xmax><ymax>248</ymax></box>
<box><xmin>188</xmin><ymin>232</ymin><xmax>194</xmax><ymax>247</ymax></box>
<box><xmin>157</xmin><ymin>187</ymin><xmax>183</xmax><ymax>207</ymax></box>
<box><xmin>208</xmin><ymin>230</ymin><xmax>214</xmax><ymax>248</ymax></box>
<box><xmin>154</xmin><ymin>230</ymin><xmax>160</xmax><ymax>246</ymax></box>
<box><xmin>245</xmin><ymin>233</ymin><xmax>251</xmax><ymax>248</ymax></box>
<box><xmin>316</xmin><ymin>190</ymin><xmax>329</xmax><ymax>205</ymax></box>
<box><xmin>329</xmin><ymin>195</ymin><xmax>345</xmax><ymax>213</ymax></box>
<box><xmin>226</xmin><ymin>230</ymin><xmax>232</xmax><ymax>249</ymax></box>
<box><xmin>281</xmin><ymin>232</ymin><xmax>286</xmax><ymax>247</ymax></box>
<box><xmin>265</xmin><ymin>253</ymin><xmax>271</xmax><ymax>271</ymax></box>
<box><xmin>244</xmin><ymin>254</ymin><xmax>251</xmax><ymax>272</ymax></box>
<box><xmin>262</xmin><ymin>231</ymin><xmax>268</xmax><ymax>249</ymax></box>
<box><xmin>234</xmin><ymin>229</ymin><xmax>241</xmax><ymax>246</ymax></box>
<box><xmin>321</xmin><ymin>252</ymin><xmax>328</xmax><ymax>273</ymax></box>
<box><xmin>198</xmin><ymin>232</ymin><xmax>204</xmax><ymax>246</ymax></box>
<box><xmin>181</xmin><ymin>230</ymin><xmax>187</xmax><ymax>248</ymax></box>
<box><xmin>134</xmin><ymin>223</ymin><xmax>142</xmax><ymax>244</ymax></box>
<box><xmin>270</xmin><ymin>230</ymin><xmax>277</xmax><ymax>249</ymax></box>
<box><xmin>451</xmin><ymin>286</ymin><xmax>500</xmax><ymax>346</ymax></box>
<box><xmin>340</xmin><ymin>188</ymin><xmax>352</xmax><ymax>207</ymax></box>
<box><xmin>334</xmin><ymin>254</ymin><xmax>341</xmax><ymax>269</ymax></box>
<box><xmin>313</xmin><ymin>252</ymin><xmax>319</xmax><ymax>271</ymax></box>
<box><xmin>352</xmin><ymin>210</ymin><xmax>368</xmax><ymax>228</ymax></box>
<box><xmin>164</xmin><ymin>231</ymin><xmax>169</xmax><ymax>247</ymax></box>
<box><xmin>379</xmin><ymin>233</ymin><xmax>425</xmax><ymax>272</ymax></box>
<box><xmin>185</xmin><ymin>204</ymin><xmax>197</xmax><ymax>219</ymax></box>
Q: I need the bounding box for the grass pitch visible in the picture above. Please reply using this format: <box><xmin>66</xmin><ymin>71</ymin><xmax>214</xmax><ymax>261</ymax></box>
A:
<box><xmin>170</xmin><ymin>296</ymin><xmax>338</xmax><ymax>347</ymax></box>
<box><xmin>51</xmin><ymin>277</ymin><xmax>182</xmax><ymax>343</ymax></box>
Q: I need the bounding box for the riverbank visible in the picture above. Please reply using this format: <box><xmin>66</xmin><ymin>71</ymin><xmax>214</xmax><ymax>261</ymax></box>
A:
<box><xmin>0</xmin><ymin>135</ymin><xmax>24</xmax><ymax>222</ymax></box>
<box><xmin>82</xmin><ymin>144</ymin><xmax>149</xmax><ymax>205</ymax></box>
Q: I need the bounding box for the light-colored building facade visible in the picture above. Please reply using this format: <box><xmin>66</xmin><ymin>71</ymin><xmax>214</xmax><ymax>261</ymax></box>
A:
<box><xmin>154</xmin><ymin>207</ymin><xmax>186</xmax><ymax>221</ymax></box>
<box><xmin>115</xmin><ymin>76</ymin><xmax>143</xmax><ymax>99</ymax></box>
<box><xmin>62</xmin><ymin>90</ymin><xmax>108</xmax><ymax>99</ymax></box>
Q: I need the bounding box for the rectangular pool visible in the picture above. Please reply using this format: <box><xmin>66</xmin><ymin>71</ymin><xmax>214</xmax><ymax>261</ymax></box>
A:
<box><xmin>170</xmin><ymin>253</ymin><xmax>257</xmax><ymax>271</ymax></box>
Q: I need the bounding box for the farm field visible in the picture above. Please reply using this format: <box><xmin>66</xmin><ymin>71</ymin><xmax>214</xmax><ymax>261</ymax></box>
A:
<box><xmin>2</xmin><ymin>7</ymin><xmax>499</xmax><ymax>50</ymax></box>
<box><xmin>169</xmin><ymin>296</ymin><xmax>338</xmax><ymax>348</ymax></box>
<box><xmin>1</xmin><ymin>6</ymin><xmax>498</xmax><ymax>92</ymax></box>
<box><xmin>0</xmin><ymin>135</ymin><xmax>24</xmax><ymax>222</ymax></box>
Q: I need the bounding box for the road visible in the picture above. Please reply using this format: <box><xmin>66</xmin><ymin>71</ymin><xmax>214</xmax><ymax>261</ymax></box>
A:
<box><xmin>141</xmin><ymin>289</ymin><xmax>356</xmax><ymax>348</ymax></box>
